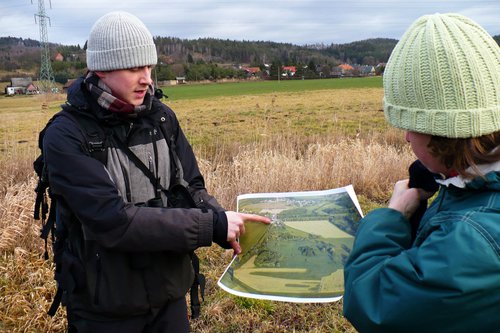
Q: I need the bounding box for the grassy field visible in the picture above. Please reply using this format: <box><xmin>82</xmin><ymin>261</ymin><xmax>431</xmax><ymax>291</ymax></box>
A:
<box><xmin>0</xmin><ymin>77</ymin><xmax>415</xmax><ymax>332</ymax></box>
<box><xmin>162</xmin><ymin>77</ymin><xmax>383</xmax><ymax>101</ymax></box>
<box><xmin>284</xmin><ymin>220</ymin><xmax>353</xmax><ymax>238</ymax></box>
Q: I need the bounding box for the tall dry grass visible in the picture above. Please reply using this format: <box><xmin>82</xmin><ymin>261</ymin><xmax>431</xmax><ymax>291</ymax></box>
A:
<box><xmin>198</xmin><ymin>133</ymin><xmax>413</xmax><ymax>210</ymax></box>
<box><xmin>0</xmin><ymin>89</ymin><xmax>416</xmax><ymax>332</ymax></box>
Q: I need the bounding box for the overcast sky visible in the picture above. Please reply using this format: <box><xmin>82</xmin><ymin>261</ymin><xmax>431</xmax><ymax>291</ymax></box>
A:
<box><xmin>1</xmin><ymin>0</ymin><xmax>499</xmax><ymax>47</ymax></box>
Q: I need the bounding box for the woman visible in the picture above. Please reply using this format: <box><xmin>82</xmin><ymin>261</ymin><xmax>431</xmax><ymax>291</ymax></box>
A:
<box><xmin>343</xmin><ymin>13</ymin><xmax>499</xmax><ymax>333</ymax></box>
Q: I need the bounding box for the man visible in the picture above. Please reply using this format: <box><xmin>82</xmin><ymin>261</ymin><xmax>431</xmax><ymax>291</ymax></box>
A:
<box><xmin>43</xmin><ymin>11</ymin><xmax>270</xmax><ymax>333</ymax></box>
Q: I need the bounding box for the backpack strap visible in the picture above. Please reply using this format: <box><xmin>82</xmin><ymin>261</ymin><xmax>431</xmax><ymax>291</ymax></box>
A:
<box><xmin>189</xmin><ymin>252</ymin><xmax>206</xmax><ymax>319</ymax></box>
<box><xmin>155</xmin><ymin>106</ymin><xmax>189</xmax><ymax>188</ymax></box>
<box><xmin>47</xmin><ymin>288</ymin><xmax>63</xmax><ymax>316</ymax></box>
<box><xmin>154</xmin><ymin>104</ymin><xmax>206</xmax><ymax>319</ymax></box>
<box><xmin>59</xmin><ymin>106</ymin><xmax>109</xmax><ymax>165</ymax></box>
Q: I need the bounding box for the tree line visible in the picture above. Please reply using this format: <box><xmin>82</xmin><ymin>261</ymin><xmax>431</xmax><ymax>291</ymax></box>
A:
<box><xmin>1</xmin><ymin>34</ymin><xmax>499</xmax><ymax>84</ymax></box>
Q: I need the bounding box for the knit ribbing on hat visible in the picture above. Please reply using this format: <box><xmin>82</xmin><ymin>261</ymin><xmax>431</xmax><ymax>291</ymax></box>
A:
<box><xmin>383</xmin><ymin>13</ymin><xmax>500</xmax><ymax>138</ymax></box>
<box><xmin>86</xmin><ymin>11</ymin><xmax>157</xmax><ymax>71</ymax></box>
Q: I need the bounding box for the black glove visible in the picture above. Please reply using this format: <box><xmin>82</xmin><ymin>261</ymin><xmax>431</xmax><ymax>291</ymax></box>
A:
<box><xmin>408</xmin><ymin>160</ymin><xmax>439</xmax><ymax>240</ymax></box>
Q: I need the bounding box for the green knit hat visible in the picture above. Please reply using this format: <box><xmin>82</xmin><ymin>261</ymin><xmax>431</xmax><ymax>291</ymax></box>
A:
<box><xmin>383</xmin><ymin>13</ymin><xmax>500</xmax><ymax>138</ymax></box>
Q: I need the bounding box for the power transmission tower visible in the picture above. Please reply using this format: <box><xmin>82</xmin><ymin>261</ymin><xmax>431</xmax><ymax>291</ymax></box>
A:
<box><xmin>33</xmin><ymin>0</ymin><xmax>55</xmax><ymax>93</ymax></box>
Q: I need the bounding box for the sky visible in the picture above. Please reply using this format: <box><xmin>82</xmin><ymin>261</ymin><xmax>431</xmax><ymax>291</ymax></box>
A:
<box><xmin>1</xmin><ymin>0</ymin><xmax>499</xmax><ymax>47</ymax></box>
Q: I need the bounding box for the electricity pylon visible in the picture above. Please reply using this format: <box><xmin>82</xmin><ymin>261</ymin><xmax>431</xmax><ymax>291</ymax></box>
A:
<box><xmin>33</xmin><ymin>0</ymin><xmax>55</xmax><ymax>93</ymax></box>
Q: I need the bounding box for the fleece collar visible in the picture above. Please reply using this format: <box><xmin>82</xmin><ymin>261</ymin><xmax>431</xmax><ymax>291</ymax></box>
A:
<box><xmin>436</xmin><ymin>160</ymin><xmax>500</xmax><ymax>188</ymax></box>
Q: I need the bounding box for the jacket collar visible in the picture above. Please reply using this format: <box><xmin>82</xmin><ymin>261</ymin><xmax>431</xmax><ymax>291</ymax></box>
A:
<box><xmin>65</xmin><ymin>75</ymin><xmax>160</xmax><ymax>124</ymax></box>
<box><xmin>66</xmin><ymin>76</ymin><xmax>88</xmax><ymax>109</ymax></box>
<box><xmin>436</xmin><ymin>160</ymin><xmax>500</xmax><ymax>189</ymax></box>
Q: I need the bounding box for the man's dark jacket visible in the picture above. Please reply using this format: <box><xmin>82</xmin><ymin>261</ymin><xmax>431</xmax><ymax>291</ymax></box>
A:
<box><xmin>43</xmin><ymin>77</ymin><xmax>225</xmax><ymax>319</ymax></box>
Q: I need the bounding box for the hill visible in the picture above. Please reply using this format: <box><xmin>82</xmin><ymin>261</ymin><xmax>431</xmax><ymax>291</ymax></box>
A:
<box><xmin>153</xmin><ymin>37</ymin><xmax>397</xmax><ymax>66</ymax></box>
<box><xmin>1</xmin><ymin>34</ymin><xmax>498</xmax><ymax>83</ymax></box>
<box><xmin>0</xmin><ymin>36</ymin><xmax>396</xmax><ymax>80</ymax></box>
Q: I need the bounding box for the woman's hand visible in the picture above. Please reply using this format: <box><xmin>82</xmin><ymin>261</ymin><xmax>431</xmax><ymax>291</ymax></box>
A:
<box><xmin>388</xmin><ymin>179</ymin><xmax>434</xmax><ymax>220</ymax></box>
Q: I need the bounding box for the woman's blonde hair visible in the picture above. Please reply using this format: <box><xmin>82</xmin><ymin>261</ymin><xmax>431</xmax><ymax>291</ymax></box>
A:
<box><xmin>428</xmin><ymin>131</ymin><xmax>500</xmax><ymax>177</ymax></box>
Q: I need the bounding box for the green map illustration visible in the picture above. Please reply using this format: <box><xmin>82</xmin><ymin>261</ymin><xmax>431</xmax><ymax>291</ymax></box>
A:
<box><xmin>218</xmin><ymin>187</ymin><xmax>362</xmax><ymax>302</ymax></box>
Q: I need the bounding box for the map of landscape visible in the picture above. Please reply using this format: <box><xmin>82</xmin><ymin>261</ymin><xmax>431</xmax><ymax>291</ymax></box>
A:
<box><xmin>218</xmin><ymin>186</ymin><xmax>363</xmax><ymax>303</ymax></box>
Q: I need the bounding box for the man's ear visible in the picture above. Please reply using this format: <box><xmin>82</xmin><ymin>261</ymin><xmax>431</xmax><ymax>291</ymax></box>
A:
<box><xmin>95</xmin><ymin>71</ymin><xmax>106</xmax><ymax>79</ymax></box>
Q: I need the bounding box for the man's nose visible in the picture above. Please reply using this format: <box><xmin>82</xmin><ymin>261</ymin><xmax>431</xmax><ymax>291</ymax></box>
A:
<box><xmin>139</xmin><ymin>67</ymin><xmax>153</xmax><ymax>85</ymax></box>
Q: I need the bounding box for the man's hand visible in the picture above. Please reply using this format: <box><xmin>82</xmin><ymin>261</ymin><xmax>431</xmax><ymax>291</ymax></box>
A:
<box><xmin>224</xmin><ymin>211</ymin><xmax>271</xmax><ymax>255</ymax></box>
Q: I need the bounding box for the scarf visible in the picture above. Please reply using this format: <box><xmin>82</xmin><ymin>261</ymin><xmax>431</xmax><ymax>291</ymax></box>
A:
<box><xmin>84</xmin><ymin>71</ymin><xmax>153</xmax><ymax>116</ymax></box>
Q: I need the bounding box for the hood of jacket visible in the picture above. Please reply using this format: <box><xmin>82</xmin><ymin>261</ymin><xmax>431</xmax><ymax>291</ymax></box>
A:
<box><xmin>466</xmin><ymin>170</ymin><xmax>500</xmax><ymax>191</ymax></box>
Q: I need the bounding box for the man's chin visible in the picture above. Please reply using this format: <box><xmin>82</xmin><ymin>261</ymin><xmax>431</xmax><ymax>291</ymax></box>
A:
<box><xmin>128</xmin><ymin>98</ymin><xmax>145</xmax><ymax>106</ymax></box>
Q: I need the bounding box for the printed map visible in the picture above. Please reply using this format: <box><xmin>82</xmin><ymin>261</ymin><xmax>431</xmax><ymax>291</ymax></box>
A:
<box><xmin>218</xmin><ymin>186</ymin><xmax>363</xmax><ymax>303</ymax></box>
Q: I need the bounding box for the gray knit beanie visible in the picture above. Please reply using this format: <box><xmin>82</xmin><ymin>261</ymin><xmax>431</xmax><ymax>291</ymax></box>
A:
<box><xmin>86</xmin><ymin>11</ymin><xmax>157</xmax><ymax>71</ymax></box>
<box><xmin>384</xmin><ymin>13</ymin><xmax>500</xmax><ymax>138</ymax></box>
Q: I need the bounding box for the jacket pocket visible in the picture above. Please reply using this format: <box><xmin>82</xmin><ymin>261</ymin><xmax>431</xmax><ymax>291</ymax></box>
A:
<box><xmin>83</xmin><ymin>243</ymin><xmax>150</xmax><ymax>316</ymax></box>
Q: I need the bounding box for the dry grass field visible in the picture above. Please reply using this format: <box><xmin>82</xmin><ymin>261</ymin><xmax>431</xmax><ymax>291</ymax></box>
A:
<box><xmin>0</xmin><ymin>85</ymin><xmax>415</xmax><ymax>332</ymax></box>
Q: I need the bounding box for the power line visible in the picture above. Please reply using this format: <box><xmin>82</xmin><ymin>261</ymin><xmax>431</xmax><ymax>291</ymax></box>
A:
<box><xmin>33</xmin><ymin>0</ymin><xmax>55</xmax><ymax>93</ymax></box>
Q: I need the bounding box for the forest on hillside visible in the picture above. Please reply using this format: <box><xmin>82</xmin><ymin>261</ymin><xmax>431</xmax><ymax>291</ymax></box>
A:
<box><xmin>153</xmin><ymin>37</ymin><xmax>396</xmax><ymax>66</ymax></box>
<box><xmin>0</xmin><ymin>36</ymin><xmax>397</xmax><ymax>82</ymax></box>
<box><xmin>1</xmin><ymin>34</ymin><xmax>499</xmax><ymax>83</ymax></box>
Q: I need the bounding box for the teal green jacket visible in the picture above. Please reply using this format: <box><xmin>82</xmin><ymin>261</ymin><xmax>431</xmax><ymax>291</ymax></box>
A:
<box><xmin>343</xmin><ymin>171</ymin><xmax>500</xmax><ymax>333</ymax></box>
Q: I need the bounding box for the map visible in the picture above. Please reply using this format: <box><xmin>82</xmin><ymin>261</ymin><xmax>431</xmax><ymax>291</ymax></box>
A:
<box><xmin>218</xmin><ymin>186</ymin><xmax>363</xmax><ymax>303</ymax></box>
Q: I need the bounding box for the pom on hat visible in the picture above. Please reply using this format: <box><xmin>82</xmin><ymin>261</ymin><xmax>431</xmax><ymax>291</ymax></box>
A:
<box><xmin>383</xmin><ymin>13</ymin><xmax>500</xmax><ymax>138</ymax></box>
<box><xmin>86</xmin><ymin>11</ymin><xmax>157</xmax><ymax>71</ymax></box>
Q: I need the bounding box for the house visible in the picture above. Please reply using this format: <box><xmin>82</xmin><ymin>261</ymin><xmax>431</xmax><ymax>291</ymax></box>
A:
<box><xmin>5</xmin><ymin>86</ymin><xmax>24</xmax><ymax>95</ymax></box>
<box><xmin>329</xmin><ymin>68</ymin><xmax>343</xmax><ymax>78</ymax></box>
<box><xmin>5</xmin><ymin>77</ymin><xmax>37</xmax><ymax>95</ymax></box>
<box><xmin>242</xmin><ymin>67</ymin><xmax>261</xmax><ymax>77</ymax></box>
<box><xmin>337</xmin><ymin>63</ymin><xmax>354</xmax><ymax>73</ymax></box>
<box><xmin>11</xmin><ymin>77</ymin><xmax>33</xmax><ymax>87</ymax></box>
<box><xmin>281</xmin><ymin>66</ymin><xmax>296</xmax><ymax>77</ymax></box>
<box><xmin>176</xmin><ymin>76</ymin><xmax>186</xmax><ymax>84</ymax></box>
<box><xmin>26</xmin><ymin>83</ymin><xmax>39</xmax><ymax>94</ymax></box>
<box><xmin>375</xmin><ymin>63</ymin><xmax>386</xmax><ymax>75</ymax></box>
<box><xmin>54</xmin><ymin>52</ymin><xmax>64</xmax><ymax>61</ymax></box>
<box><xmin>357</xmin><ymin>65</ymin><xmax>376</xmax><ymax>76</ymax></box>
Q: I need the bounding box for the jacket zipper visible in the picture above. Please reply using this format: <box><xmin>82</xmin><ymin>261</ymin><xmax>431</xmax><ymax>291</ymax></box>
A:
<box><xmin>150</xmin><ymin>130</ymin><xmax>163</xmax><ymax>199</ymax></box>
<box><xmin>126</xmin><ymin>122</ymin><xmax>134</xmax><ymax>138</ymax></box>
<box><xmin>120</xmin><ymin>163</ymin><xmax>132</xmax><ymax>202</ymax></box>
<box><xmin>436</xmin><ymin>188</ymin><xmax>446</xmax><ymax>212</ymax></box>
<box><xmin>94</xmin><ymin>251</ymin><xmax>102</xmax><ymax>305</ymax></box>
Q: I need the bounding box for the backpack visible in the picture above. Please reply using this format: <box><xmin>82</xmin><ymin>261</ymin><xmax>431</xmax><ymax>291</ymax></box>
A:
<box><xmin>33</xmin><ymin>106</ymin><xmax>206</xmax><ymax>319</ymax></box>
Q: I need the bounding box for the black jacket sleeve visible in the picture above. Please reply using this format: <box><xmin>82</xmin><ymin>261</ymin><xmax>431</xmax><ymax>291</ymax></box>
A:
<box><xmin>166</xmin><ymin>107</ymin><xmax>231</xmax><ymax>249</ymax></box>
